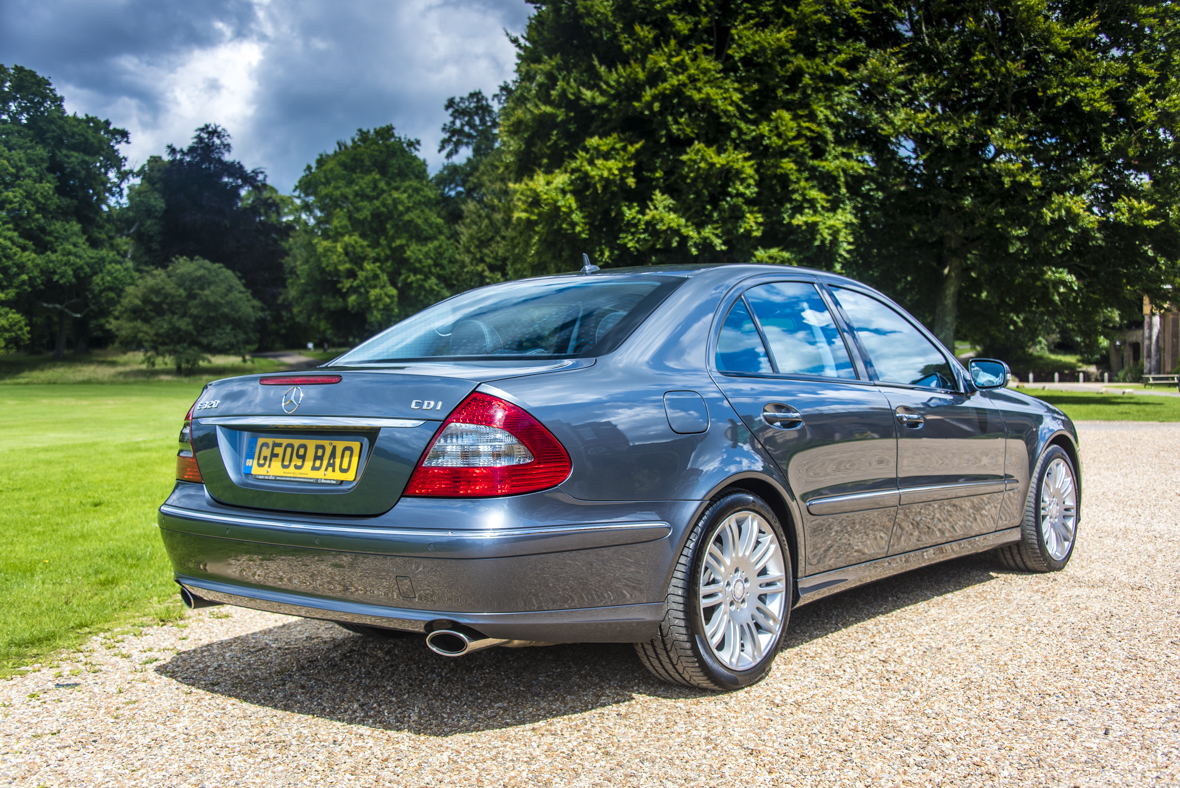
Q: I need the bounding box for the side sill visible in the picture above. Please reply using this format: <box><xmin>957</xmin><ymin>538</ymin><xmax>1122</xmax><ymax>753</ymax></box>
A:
<box><xmin>795</xmin><ymin>527</ymin><xmax>1022</xmax><ymax>606</ymax></box>
<box><xmin>176</xmin><ymin>577</ymin><xmax>664</xmax><ymax>643</ymax></box>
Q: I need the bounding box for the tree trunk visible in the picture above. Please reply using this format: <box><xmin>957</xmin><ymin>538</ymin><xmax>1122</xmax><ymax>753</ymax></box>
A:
<box><xmin>932</xmin><ymin>254</ymin><xmax>962</xmax><ymax>351</ymax></box>
<box><xmin>73</xmin><ymin>316</ymin><xmax>90</xmax><ymax>355</ymax></box>
<box><xmin>53</xmin><ymin>311</ymin><xmax>68</xmax><ymax>359</ymax></box>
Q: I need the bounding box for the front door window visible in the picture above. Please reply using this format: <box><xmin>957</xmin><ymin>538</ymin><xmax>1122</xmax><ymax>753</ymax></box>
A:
<box><xmin>830</xmin><ymin>288</ymin><xmax>954</xmax><ymax>389</ymax></box>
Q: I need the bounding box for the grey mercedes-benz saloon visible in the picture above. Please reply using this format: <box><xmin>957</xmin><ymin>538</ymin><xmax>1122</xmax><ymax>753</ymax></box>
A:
<box><xmin>160</xmin><ymin>264</ymin><xmax>1081</xmax><ymax>690</ymax></box>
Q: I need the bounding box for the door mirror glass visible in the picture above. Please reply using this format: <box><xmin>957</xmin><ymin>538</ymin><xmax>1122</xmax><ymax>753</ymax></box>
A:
<box><xmin>968</xmin><ymin>359</ymin><xmax>1010</xmax><ymax>389</ymax></box>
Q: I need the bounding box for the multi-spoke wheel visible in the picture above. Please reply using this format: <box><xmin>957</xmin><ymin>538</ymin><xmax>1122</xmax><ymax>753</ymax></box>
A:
<box><xmin>996</xmin><ymin>445</ymin><xmax>1080</xmax><ymax>572</ymax></box>
<box><xmin>1039</xmin><ymin>456</ymin><xmax>1078</xmax><ymax>562</ymax></box>
<box><xmin>698</xmin><ymin>510</ymin><xmax>788</xmax><ymax>671</ymax></box>
<box><xmin>635</xmin><ymin>491</ymin><xmax>792</xmax><ymax>690</ymax></box>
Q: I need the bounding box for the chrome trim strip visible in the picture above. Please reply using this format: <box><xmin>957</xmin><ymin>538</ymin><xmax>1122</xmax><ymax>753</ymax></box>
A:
<box><xmin>807</xmin><ymin>480</ymin><xmax>1009</xmax><ymax>516</ymax></box>
<box><xmin>160</xmin><ymin>504</ymin><xmax>666</xmax><ymax>542</ymax></box>
<box><xmin>898</xmin><ymin>480</ymin><xmax>1007</xmax><ymax>505</ymax></box>
<box><xmin>198</xmin><ymin>416</ymin><xmax>426</xmax><ymax>429</ymax></box>
<box><xmin>159</xmin><ymin>505</ymin><xmax>672</xmax><ymax>558</ymax></box>
<box><xmin>806</xmin><ymin>489</ymin><xmax>900</xmax><ymax>516</ymax></box>
<box><xmin>796</xmin><ymin>527</ymin><xmax>1022</xmax><ymax>605</ymax></box>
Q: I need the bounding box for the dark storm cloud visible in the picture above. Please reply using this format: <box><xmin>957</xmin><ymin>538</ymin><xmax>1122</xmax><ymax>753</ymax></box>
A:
<box><xmin>0</xmin><ymin>0</ymin><xmax>260</xmax><ymax>125</ymax></box>
<box><xmin>248</xmin><ymin>0</ymin><xmax>530</xmax><ymax>189</ymax></box>
<box><xmin>0</xmin><ymin>0</ymin><xmax>530</xmax><ymax>190</ymax></box>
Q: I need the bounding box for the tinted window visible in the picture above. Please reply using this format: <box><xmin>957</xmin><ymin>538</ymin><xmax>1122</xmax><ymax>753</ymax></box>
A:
<box><xmin>715</xmin><ymin>299</ymin><xmax>772</xmax><ymax>374</ymax></box>
<box><xmin>745</xmin><ymin>283</ymin><xmax>855</xmax><ymax>379</ymax></box>
<box><xmin>333</xmin><ymin>277</ymin><xmax>682</xmax><ymax>363</ymax></box>
<box><xmin>831</xmin><ymin>288</ymin><xmax>955</xmax><ymax>389</ymax></box>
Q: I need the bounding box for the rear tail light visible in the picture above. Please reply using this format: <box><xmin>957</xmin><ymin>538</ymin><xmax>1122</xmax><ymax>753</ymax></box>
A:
<box><xmin>176</xmin><ymin>399</ymin><xmax>203</xmax><ymax>483</ymax></box>
<box><xmin>404</xmin><ymin>393</ymin><xmax>571</xmax><ymax>497</ymax></box>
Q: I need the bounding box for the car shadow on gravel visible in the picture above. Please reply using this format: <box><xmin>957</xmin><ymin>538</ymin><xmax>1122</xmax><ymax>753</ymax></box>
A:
<box><xmin>157</xmin><ymin>554</ymin><xmax>1005</xmax><ymax>736</ymax></box>
<box><xmin>157</xmin><ymin>622</ymin><xmax>697</xmax><ymax>736</ymax></box>
<box><xmin>784</xmin><ymin>553</ymin><xmax>1003</xmax><ymax>648</ymax></box>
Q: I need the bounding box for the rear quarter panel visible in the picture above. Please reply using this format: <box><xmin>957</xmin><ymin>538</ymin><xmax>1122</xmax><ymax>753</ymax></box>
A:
<box><xmin>486</xmin><ymin>271</ymin><xmax>806</xmax><ymax>574</ymax></box>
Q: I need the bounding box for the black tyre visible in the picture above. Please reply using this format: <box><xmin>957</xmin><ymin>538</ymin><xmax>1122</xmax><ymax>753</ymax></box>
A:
<box><xmin>635</xmin><ymin>491</ymin><xmax>792</xmax><ymax>691</ymax></box>
<box><xmin>336</xmin><ymin>622</ymin><xmax>413</xmax><ymax>638</ymax></box>
<box><xmin>995</xmin><ymin>445</ymin><xmax>1079</xmax><ymax>572</ymax></box>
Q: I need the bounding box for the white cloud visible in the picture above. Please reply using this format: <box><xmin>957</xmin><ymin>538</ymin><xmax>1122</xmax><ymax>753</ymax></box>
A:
<box><xmin>59</xmin><ymin>39</ymin><xmax>265</xmax><ymax>173</ymax></box>
<box><xmin>3</xmin><ymin>0</ymin><xmax>530</xmax><ymax>189</ymax></box>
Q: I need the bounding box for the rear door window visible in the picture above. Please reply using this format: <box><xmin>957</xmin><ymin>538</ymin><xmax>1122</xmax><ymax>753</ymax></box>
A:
<box><xmin>715</xmin><ymin>299</ymin><xmax>773</xmax><ymax>374</ymax></box>
<box><xmin>830</xmin><ymin>287</ymin><xmax>955</xmax><ymax>389</ymax></box>
<box><xmin>744</xmin><ymin>283</ymin><xmax>856</xmax><ymax>379</ymax></box>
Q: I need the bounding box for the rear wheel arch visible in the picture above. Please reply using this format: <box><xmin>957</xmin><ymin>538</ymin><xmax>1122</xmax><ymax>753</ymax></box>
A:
<box><xmin>697</xmin><ymin>474</ymin><xmax>801</xmax><ymax>604</ymax></box>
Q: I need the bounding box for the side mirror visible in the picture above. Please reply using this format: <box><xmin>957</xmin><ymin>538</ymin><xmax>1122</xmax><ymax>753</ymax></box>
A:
<box><xmin>968</xmin><ymin>358</ymin><xmax>1010</xmax><ymax>389</ymax></box>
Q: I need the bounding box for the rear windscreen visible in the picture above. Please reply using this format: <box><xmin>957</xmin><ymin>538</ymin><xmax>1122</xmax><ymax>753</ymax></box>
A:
<box><xmin>331</xmin><ymin>276</ymin><xmax>685</xmax><ymax>364</ymax></box>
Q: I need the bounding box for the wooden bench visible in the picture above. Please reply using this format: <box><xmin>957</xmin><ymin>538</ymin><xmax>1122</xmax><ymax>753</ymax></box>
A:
<box><xmin>1142</xmin><ymin>374</ymin><xmax>1179</xmax><ymax>387</ymax></box>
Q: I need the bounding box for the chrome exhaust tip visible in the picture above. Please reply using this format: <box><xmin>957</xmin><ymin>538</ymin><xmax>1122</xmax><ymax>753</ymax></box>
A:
<box><xmin>425</xmin><ymin>627</ymin><xmax>508</xmax><ymax>657</ymax></box>
<box><xmin>179</xmin><ymin>586</ymin><xmax>223</xmax><ymax>610</ymax></box>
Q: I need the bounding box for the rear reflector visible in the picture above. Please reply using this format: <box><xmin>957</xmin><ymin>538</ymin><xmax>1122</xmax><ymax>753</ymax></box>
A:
<box><xmin>404</xmin><ymin>393</ymin><xmax>571</xmax><ymax>497</ymax></box>
<box><xmin>259</xmin><ymin>375</ymin><xmax>342</xmax><ymax>385</ymax></box>
<box><xmin>176</xmin><ymin>452</ymin><xmax>203</xmax><ymax>483</ymax></box>
<box><xmin>176</xmin><ymin>397</ymin><xmax>203</xmax><ymax>483</ymax></box>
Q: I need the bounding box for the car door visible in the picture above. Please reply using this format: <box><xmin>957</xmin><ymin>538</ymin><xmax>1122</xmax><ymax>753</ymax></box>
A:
<box><xmin>827</xmin><ymin>286</ymin><xmax>1008</xmax><ymax>554</ymax></box>
<box><xmin>710</xmin><ymin>279</ymin><xmax>900</xmax><ymax>575</ymax></box>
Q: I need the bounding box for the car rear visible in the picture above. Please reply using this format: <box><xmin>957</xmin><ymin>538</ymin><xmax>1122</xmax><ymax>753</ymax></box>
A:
<box><xmin>157</xmin><ymin>272</ymin><xmax>696</xmax><ymax>644</ymax></box>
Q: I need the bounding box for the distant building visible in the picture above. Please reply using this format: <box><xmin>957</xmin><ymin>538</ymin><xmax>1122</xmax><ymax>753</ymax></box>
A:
<box><xmin>1112</xmin><ymin>294</ymin><xmax>1179</xmax><ymax>376</ymax></box>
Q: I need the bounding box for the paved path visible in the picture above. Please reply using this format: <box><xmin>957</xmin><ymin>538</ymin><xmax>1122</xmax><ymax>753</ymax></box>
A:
<box><xmin>1016</xmin><ymin>381</ymin><xmax>1180</xmax><ymax>397</ymax></box>
<box><xmin>250</xmin><ymin>352</ymin><xmax>324</xmax><ymax>371</ymax></box>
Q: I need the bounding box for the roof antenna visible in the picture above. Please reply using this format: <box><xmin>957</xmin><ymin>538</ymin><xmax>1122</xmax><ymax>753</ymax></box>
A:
<box><xmin>581</xmin><ymin>253</ymin><xmax>600</xmax><ymax>274</ymax></box>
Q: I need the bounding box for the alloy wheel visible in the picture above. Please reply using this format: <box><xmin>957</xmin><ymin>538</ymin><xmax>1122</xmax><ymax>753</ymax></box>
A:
<box><xmin>1039</xmin><ymin>457</ymin><xmax>1078</xmax><ymax>562</ymax></box>
<box><xmin>698</xmin><ymin>510</ymin><xmax>787</xmax><ymax>671</ymax></box>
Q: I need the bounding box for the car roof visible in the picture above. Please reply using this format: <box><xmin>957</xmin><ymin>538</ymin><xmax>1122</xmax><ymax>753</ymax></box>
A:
<box><xmin>528</xmin><ymin>262</ymin><xmax>867</xmax><ymax>288</ymax></box>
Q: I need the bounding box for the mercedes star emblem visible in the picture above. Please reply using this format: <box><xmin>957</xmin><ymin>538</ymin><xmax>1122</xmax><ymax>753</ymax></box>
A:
<box><xmin>281</xmin><ymin>385</ymin><xmax>304</xmax><ymax>414</ymax></box>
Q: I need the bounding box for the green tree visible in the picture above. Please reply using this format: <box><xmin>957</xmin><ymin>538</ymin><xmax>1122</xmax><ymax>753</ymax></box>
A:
<box><xmin>0</xmin><ymin>64</ymin><xmax>133</xmax><ymax>355</ymax></box>
<box><xmin>435</xmin><ymin>88</ymin><xmax>516</xmax><ymax>289</ymax></box>
<box><xmin>498</xmin><ymin>0</ymin><xmax>872</xmax><ymax>276</ymax></box>
<box><xmin>110</xmin><ymin>257</ymin><xmax>261</xmax><ymax>374</ymax></box>
<box><xmin>123</xmin><ymin>125</ymin><xmax>291</xmax><ymax>346</ymax></box>
<box><xmin>851</xmin><ymin>0</ymin><xmax>1180</xmax><ymax>353</ymax></box>
<box><xmin>287</xmin><ymin>126</ymin><xmax>455</xmax><ymax>343</ymax></box>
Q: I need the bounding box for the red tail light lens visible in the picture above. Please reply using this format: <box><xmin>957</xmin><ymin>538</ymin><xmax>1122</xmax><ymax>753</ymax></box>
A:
<box><xmin>176</xmin><ymin>399</ymin><xmax>203</xmax><ymax>483</ymax></box>
<box><xmin>403</xmin><ymin>393</ymin><xmax>571</xmax><ymax>497</ymax></box>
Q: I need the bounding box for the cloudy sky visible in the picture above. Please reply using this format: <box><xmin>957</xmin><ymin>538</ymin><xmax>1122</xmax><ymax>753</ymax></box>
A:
<box><xmin>0</xmin><ymin>0</ymin><xmax>532</xmax><ymax>191</ymax></box>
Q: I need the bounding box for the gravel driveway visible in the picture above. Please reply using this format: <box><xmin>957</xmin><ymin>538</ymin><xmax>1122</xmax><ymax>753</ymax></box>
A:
<box><xmin>3</xmin><ymin>423</ymin><xmax>1177</xmax><ymax>787</ymax></box>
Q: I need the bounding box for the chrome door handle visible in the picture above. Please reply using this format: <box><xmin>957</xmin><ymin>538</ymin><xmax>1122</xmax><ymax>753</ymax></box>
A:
<box><xmin>895</xmin><ymin>407</ymin><xmax>924</xmax><ymax>428</ymax></box>
<box><xmin>762</xmin><ymin>403</ymin><xmax>803</xmax><ymax>429</ymax></box>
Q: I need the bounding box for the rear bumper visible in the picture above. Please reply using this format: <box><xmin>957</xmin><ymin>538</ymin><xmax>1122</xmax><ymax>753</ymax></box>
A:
<box><xmin>174</xmin><ymin>576</ymin><xmax>665</xmax><ymax>642</ymax></box>
<box><xmin>158</xmin><ymin>484</ymin><xmax>695</xmax><ymax>642</ymax></box>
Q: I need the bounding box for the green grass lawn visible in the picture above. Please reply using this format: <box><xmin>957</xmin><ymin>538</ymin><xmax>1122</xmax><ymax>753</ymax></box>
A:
<box><xmin>1025</xmin><ymin>390</ymin><xmax>1180</xmax><ymax>421</ymax></box>
<box><xmin>0</xmin><ymin>349</ymin><xmax>285</xmax><ymax>385</ymax></box>
<box><xmin>0</xmin><ymin>383</ymin><xmax>204</xmax><ymax>674</ymax></box>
